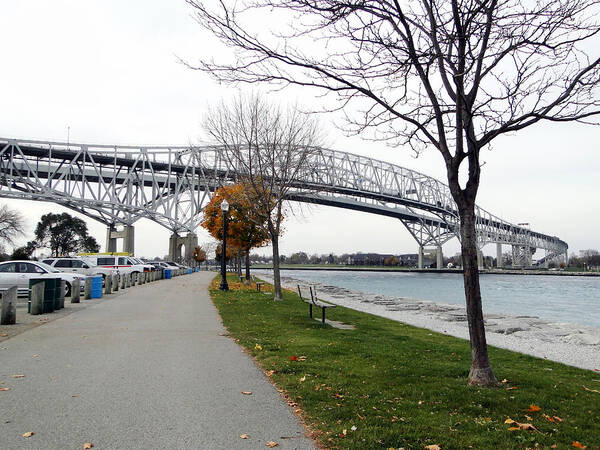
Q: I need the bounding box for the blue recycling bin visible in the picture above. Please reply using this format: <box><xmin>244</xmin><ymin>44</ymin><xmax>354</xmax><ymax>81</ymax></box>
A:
<box><xmin>188</xmin><ymin>268</ymin><xmax>192</xmax><ymax>274</ymax></box>
<box><xmin>91</xmin><ymin>276</ymin><xmax>103</xmax><ymax>298</ymax></box>
<box><xmin>165</xmin><ymin>269</ymin><xmax>172</xmax><ymax>279</ymax></box>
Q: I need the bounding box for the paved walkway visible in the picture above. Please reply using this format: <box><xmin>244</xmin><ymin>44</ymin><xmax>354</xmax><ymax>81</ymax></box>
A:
<box><xmin>0</xmin><ymin>272</ymin><xmax>316</xmax><ymax>449</ymax></box>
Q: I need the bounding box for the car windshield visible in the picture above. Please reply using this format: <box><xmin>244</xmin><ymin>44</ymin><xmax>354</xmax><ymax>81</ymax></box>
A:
<box><xmin>35</xmin><ymin>261</ymin><xmax>61</xmax><ymax>273</ymax></box>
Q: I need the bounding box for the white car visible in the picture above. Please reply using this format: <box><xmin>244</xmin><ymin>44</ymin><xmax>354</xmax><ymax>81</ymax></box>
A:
<box><xmin>0</xmin><ymin>260</ymin><xmax>86</xmax><ymax>297</ymax></box>
<box><xmin>81</xmin><ymin>255</ymin><xmax>150</xmax><ymax>277</ymax></box>
<box><xmin>41</xmin><ymin>257</ymin><xmax>116</xmax><ymax>280</ymax></box>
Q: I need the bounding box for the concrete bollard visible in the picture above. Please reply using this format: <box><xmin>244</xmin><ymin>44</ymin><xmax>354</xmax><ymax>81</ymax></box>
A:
<box><xmin>120</xmin><ymin>274</ymin><xmax>126</xmax><ymax>289</ymax></box>
<box><xmin>30</xmin><ymin>282</ymin><xmax>44</xmax><ymax>315</ymax></box>
<box><xmin>126</xmin><ymin>273</ymin><xmax>131</xmax><ymax>288</ymax></box>
<box><xmin>1</xmin><ymin>286</ymin><xmax>17</xmax><ymax>325</ymax></box>
<box><xmin>71</xmin><ymin>279</ymin><xmax>81</xmax><ymax>303</ymax></box>
<box><xmin>112</xmin><ymin>274</ymin><xmax>119</xmax><ymax>292</ymax></box>
<box><xmin>84</xmin><ymin>278</ymin><xmax>92</xmax><ymax>300</ymax></box>
<box><xmin>58</xmin><ymin>280</ymin><xmax>66</xmax><ymax>309</ymax></box>
<box><xmin>137</xmin><ymin>273</ymin><xmax>143</xmax><ymax>286</ymax></box>
<box><xmin>105</xmin><ymin>275</ymin><xmax>112</xmax><ymax>295</ymax></box>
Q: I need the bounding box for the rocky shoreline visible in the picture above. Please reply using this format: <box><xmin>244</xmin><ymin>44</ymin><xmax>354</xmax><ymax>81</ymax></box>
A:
<box><xmin>257</xmin><ymin>272</ymin><xmax>600</xmax><ymax>371</ymax></box>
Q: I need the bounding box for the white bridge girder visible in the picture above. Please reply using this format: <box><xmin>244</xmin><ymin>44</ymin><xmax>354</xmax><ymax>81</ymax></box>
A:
<box><xmin>0</xmin><ymin>138</ymin><xmax>568</xmax><ymax>264</ymax></box>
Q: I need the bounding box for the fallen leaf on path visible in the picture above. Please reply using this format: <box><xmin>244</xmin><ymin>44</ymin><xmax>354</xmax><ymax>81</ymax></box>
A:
<box><xmin>0</xmin><ymin>333</ymin><xmax>8</xmax><ymax>337</ymax></box>
<box><xmin>266</xmin><ymin>441</ymin><xmax>278</xmax><ymax>447</ymax></box>
<box><xmin>241</xmin><ymin>391</ymin><xmax>252</xmax><ymax>395</ymax></box>
<box><xmin>572</xmin><ymin>441</ymin><xmax>587</xmax><ymax>449</ymax></box>
<box><xmin>22</xmin><ymin>432</ymin><xmax>34</xmax><ymax>438</ymax></box>
<box><xmin>425</xmin><ymin>445</ymin><xmax>441</xmax><ymax>450</ymax></box>
<box><xmin>83</xmin><ymin>443</ymin><xmax>94</xmax><ymax>449</ymax></box>
<box><xmin>12</xmin><ymin>375</ymin><xmax>25</xmax><ymax>379</ymax></box>
<box><xmin>240</xmin><ymin>434</ymin><xmax>249</xmax><ymax>439</ymax></box>
<box><xmin>583</xmin><ymin>385</ymin><xmax>600</xmax><ymax>394</ymax></box>
<box><xmin>266</xmin><ymin>370</ymin><xmax>275</xmax><ymax>377</ymax></box>
<box><xmin>527</xmin><ymin>404</ymin><xmax>542</xmax><ymax>412</ymax></box>
<box><xmin>0</xmin><ymin>387</ymin><xmax>9</xmax><ymax>391</ymax></box>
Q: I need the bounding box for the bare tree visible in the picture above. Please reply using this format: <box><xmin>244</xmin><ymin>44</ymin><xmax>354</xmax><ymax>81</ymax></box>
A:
<box><xmin>187</xmin><ymin>0</ymin><xmax>600</xmax><ymax>385</ymax></box>
<box><xmin>204</xmin><ymin>94</ymin><xmax>322</xmax><ymax>300</ymax></box>
<box><xmin>0</xmin><ymin>205</ymin><xmax>25</xmax><ymax>247</ymax></box>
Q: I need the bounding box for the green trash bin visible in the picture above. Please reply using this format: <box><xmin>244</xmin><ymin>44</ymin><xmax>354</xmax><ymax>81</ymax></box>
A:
<box><xmin>28</xmin><ymin>278</ymin><xmax>56</xmax><ymax>314</ymax></box>
<box><xmin>52</xmin><ymin>278</ymin><xmax>63</xmax><ymax>310</ymax></box>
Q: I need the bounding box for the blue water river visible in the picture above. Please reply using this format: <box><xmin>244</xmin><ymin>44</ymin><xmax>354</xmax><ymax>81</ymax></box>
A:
<box><xmin>262</xmin><ymin>270</ymin><xmax>600</xmax><ymax>329</ymax></box>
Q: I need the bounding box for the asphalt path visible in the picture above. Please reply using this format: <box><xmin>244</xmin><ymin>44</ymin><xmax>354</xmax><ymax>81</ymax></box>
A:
<box><xmin>0</xmin><ymin>272</ymin><xmax>315</xmax><ymax>450</ymax></box>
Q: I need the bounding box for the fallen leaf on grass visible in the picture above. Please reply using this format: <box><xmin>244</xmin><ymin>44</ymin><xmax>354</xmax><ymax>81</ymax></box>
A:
<box><xmin>297</xmin><ymin>356</ymin><xmax>307</xmax><ymax>361</ymax></box>
<box><xmin>425</xmin><ymin>445</ymin><xmax>441</xmax><ymax>450</ymax></box>
<box><xmin>241</xmin><ymin>391</ymin><xmax>252</xmax><ymax>395</ymax></box>
<box><xmin>266</xmin><ymin>441</ymin><xmax>278</xmax><ymax>447</ymax></box>
<box><xmin>501</xmin><ymin>378</ymin><xmax>508</xmax><ymax>383</ymax></box>
<box><xmin>504</xmin><ymin>418</ymin><xmax>539</xmax><ymax>432</ymax></box>
<box><xmin>83</xmin><ymin>443</ymin><xmax>94</xmax><ymax>449</ymax></box>
<box><xmin>265</xmin><ymin>370</ymin><xmax>275</xmax><ymax>377</ymax></box>
<box><xmin>255</xmin><ymin>344</ymin><xmax>263</xmax><ymax>351</ymax></box>
<box><xmin>12</xmin><ymin>374</ymin><xmax>25</xmax><ymax>379</ymax></box>
<box><xmin>505</xmin><ymin>386</ymin><xmax>518</xmax><ymax>391</ymax></box>
<box><xmin>524</xmin><ymin>415</ymin><xmax>533</xmax><ymax>421</ymax></box>
<box><xmin>22</xmin><ymin>432</ymin><xmax>34</xmax><ymax>438</ymax></box>
<box><xmin>240</xmin><ymin>434</ymin><xmax>249</xmax><ymax>439</ymax></box>
<box><xmin>527</xmin><ymin>404</ymin><xmax>542</xmax><ymax>412</ymax></box>
<box><xmin>583</xmin><ymin>385</ymin><xmax>600</xmax><ymax>394</ymax></box>
<box><xmin>572</xmin><ymin>441</ymin><xmax>587</xmax><ymax>449</ymax></box>
<box><xmin>289</xmin><ymin>355</ymin><xmax>298</xmax><ymax>361</ymax></box>
<box><xmin>299</xmin><ymin>375</ymin><xmax>306</xmax><ymax>383</ymax></box>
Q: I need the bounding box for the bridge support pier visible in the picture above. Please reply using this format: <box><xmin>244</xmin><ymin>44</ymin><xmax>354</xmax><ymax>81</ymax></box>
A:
<box><xmin>417</xmin><ymin>246</ymin><xmax>424</xmax><ymax>269</ymax></box>
<box><xmin>168</xmin><ymin>233</ymin><xmax>198</xmax><ymax>264</ymax></box>
<box><xmin>105</xmin><ymin>225</ymin><xmax>134</xmax><ymax>254</ymax></box>
<box><xmin>436</xmin><ymin>246</ymin><xmax>443</xmax><ymax>270</ymax></box>
<box><xmin>511</xmin><ymin>245</ymin><xmax>533</xmax><ymax>268</ymax></box>
<box><xmin>477</xmin><ymin>249</ymin><xmax>484</xmax><ymax>269</ymax></box>
<box><xmin>496</xmin><ymin>243</ymin><xmax>503</xmax><ymax>268</ymax></box>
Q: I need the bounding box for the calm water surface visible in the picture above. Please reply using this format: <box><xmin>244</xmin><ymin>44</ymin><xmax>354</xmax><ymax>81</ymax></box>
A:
<box><xmin>263</xmin><ymin>270</ymin><xmax>600</xmax><ymax>328</ymax></box>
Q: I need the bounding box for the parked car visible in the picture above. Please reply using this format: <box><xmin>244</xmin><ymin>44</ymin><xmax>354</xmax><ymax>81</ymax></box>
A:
<box><xmin>150</xmin><ymin>261</ymin><xmax>180</xmax><ymax>271</ymax></box>
<box><xmin>0</xmin><ymin>260</ymin><xmax>85</xmax><ymax>297</ymax></box>
<box><xmin>79</xmin><ymin>254</ymin><xmax>151</xmax><ymax>277</ymax></box>
<box><xmin>41</xmin><ymin>257</ymin><xmax>116</xmax><ymax>279</ymax></box>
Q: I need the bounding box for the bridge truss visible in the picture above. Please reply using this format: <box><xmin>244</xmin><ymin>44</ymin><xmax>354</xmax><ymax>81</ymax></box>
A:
<box><xmin>0</xmin><ymin>138</ymin><xmax>567</xmax><ymax>266</ymax></box>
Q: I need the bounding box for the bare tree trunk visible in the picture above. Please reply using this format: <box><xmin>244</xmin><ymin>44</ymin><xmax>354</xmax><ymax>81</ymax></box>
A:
<box><xmin>271</xmin><ymin>236</ymin><xmax>283</xmax><ymax>300</ymax></box>
<box><xmin>460</xmin><ymin>206</ymin><xmax>500</xmax><ymax>386</ymax></box>
<box><xmin>245</xmin><ymin>251</ymin><xmax>251</xmax><ymax>284</ymax></box>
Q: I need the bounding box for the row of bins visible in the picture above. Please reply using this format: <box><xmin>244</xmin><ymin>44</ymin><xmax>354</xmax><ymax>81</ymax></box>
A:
<box><xmin>26</xmin><ymin>270</ymin><xmax>199</xmax><ymax>314</ymax></box>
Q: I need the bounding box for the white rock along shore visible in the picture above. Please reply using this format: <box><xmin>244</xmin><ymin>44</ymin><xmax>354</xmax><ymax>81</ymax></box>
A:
<box><xmin>257</xmin><ymin>272</ymin><xmax>600</xmax><ymax>372</ymax></box>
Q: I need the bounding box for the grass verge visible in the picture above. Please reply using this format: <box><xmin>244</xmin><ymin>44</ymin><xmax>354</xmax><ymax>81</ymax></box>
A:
<box><xmin>210</xmin><ymin>275</ymin><xmax>600</xmax><ymax>449</ymax></box>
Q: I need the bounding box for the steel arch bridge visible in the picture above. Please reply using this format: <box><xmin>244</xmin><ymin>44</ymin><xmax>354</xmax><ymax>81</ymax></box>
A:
<box><xmin>0</xmin><ymin>137</ymin><xmax>567</xmax><ymax>267</ymax></box>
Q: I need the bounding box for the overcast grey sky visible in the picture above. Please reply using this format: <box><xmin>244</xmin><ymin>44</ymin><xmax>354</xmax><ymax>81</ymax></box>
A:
<box><xmin>0</xmin><ymin>0</ymin><xmax>598</xmax><ymax>259</ymax></box>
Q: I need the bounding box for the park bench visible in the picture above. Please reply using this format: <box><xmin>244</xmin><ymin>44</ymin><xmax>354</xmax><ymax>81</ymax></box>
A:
<box><xmin>252</xmin><ymin>275</ymin><xmax>265</xmax><ymax>292</ymax></box>
<box><xmin>297</xmin><ymin>284</ymin><xmax>336</xmax><ymax>324</ymax></box>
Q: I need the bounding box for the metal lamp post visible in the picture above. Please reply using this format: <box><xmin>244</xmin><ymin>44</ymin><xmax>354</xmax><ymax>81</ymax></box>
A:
<box><xmin>219</xmin><ymin>199</ymin><xmax>230</xmax><ymax>291</ymax></box>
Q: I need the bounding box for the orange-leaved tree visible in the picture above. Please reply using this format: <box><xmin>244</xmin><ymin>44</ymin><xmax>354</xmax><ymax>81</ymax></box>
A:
<box><xmin>201</xmin><ymin>183</ymin><xmax>271</xmax><ymax>281</ymax></box>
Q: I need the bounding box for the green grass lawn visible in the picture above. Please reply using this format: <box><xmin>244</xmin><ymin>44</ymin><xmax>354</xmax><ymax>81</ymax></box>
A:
<box><xmin>210</xmin><ymin>275</ymin><xmax>600</xmax><ymax>449</ymax></box>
